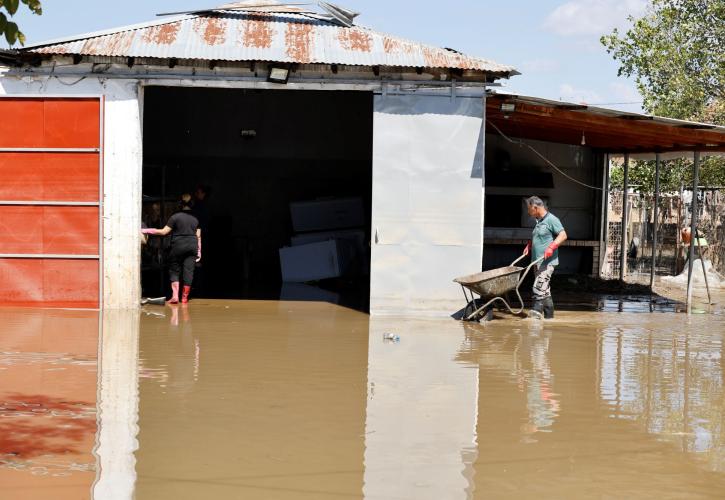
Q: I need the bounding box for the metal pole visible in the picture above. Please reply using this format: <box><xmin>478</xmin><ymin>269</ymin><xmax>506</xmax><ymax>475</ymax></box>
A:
<box><xmin>599</xmin><ymin>153</ymin><xmax>611</xmax><ymax>277</ymax></box>
<box><xmin>696</xmin><ymin>227</ymin><xmax>712</xmax><ymax>304</ymax></box>
<box><xmin>620</xmin><ymin>154</ymin><xmax>630</xmax><ymax>282</ymax></box>
<box><xmin>650</xmin><ymin>153</ymin><xmax>660</xmax><ymax>290</ymax></box>
<box><xmin>686</xmin><ymin>152</ymin><xmax>700</xmax><ymax>313</ymax></box>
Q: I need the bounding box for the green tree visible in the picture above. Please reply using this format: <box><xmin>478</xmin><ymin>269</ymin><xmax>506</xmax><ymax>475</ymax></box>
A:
<box><xmin>601</xmin><ymin>0</ymin><xmax>725</xmax><ymax>193</ymax></box>
<box><xmin>610</xmin><ymin>157</ymin><xmax>725</xmax><ymax>193</ymax></box>
<box><xmin>0</xmin><ymin>0</ymin><xmax>42</xmax><ymax>46</ymax></box>
<box><xmin>601</xmin><ymin>0</ymin><xmax>724</xmax><ymax>122</ymax></box>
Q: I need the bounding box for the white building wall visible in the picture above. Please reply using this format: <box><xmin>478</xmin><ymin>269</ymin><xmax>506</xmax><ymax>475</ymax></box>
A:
<box><xmin>370</xmin><ymin>94</ymin><xmax>484</xmax><ymax>316</ymax></box>
<box><xmin>0</xmin><ymin>74</ymin><xmax>143</xmax><ymax>309</ymax></box>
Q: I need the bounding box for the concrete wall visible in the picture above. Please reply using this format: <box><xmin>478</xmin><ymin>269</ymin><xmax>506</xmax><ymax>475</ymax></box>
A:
<box><xmin>0</xmin><ymin>73</ymin><xmax>143</xmax><ymax>309</ymax></box>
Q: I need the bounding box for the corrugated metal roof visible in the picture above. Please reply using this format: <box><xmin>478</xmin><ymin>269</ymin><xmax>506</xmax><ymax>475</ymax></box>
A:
<box><xmin>23</xmin><ymin>8</ymin><xmax>517</xmax><ymax>75</ymax></box>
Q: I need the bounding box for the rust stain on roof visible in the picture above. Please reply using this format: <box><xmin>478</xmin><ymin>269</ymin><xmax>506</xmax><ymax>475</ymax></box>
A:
<box><xmin>285</xmin><ymin>22</ymin><xmax>314</xmax><ymax>63</ymax></box>
<box><xmin>423</xmin><ymin>47</ymin><xmax>464</xmax><ymax>69</ymax></box>
<box><xmin>83</xmin><ymin>31</ymin><xmax>134</xmax><ymax>56</ymax></box>
<box><xmin>142</xmin><ymin>23</ymin><xmax>181</xmax><ymax>45</ymax></box>
<box><xmin>337</xmin><ymin>29</ymin><xmax>372</xmax><ymax>52</ymax></box>
<box><xmin>24</xmin><ymin>12</ymin><xmax>517</xmax><ymax>74</ymax></box>
<box><xmin>241</xmin><ymin>17</ymin><xmax>275</xmax><ymax>49</ymax></box>
<box><xmin>46</xmin><ymin>45</ymin><xmax>69</xmax><ymax>54</ymax></box>
<box><xmin>193</xmin><ymin>17</ymin><xmax>228</xmax><ymax>45</ymax></box>
<box><xmin>383</xmin><ymin>36</ymin><xmax>415</xmax><ymax>55</ymax></box>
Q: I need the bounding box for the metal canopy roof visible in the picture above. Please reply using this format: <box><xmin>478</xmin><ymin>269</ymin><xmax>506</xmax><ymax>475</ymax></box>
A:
<box><xmin>21</xmin><ymin>2</ymin><xmax>517</xmax><ymax>77</ymax></box>
<box><xmin>487</xmin><ymin>92</ymin><xmax>725</xmax><ymax>154</ymax></box>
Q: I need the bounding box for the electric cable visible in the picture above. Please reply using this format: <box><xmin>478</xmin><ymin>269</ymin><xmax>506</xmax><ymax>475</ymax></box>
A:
<box><xmin>487</xmin><ymin>119</ymin><xmax>603</xmax><ymax>191</ymax></box>
<box><xmin>53</xmin><ymin>75</ymin><xmax>86</xmax><ymax>85</ymax></box>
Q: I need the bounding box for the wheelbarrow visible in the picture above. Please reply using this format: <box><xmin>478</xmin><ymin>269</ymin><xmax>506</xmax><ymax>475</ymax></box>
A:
<box><xmin>453</xmin><ymin>255</ymin><xmax>543</xmax><ymax>321</ymax></box>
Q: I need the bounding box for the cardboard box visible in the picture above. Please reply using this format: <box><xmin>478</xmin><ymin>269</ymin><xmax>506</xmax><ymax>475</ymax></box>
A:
<box><xmin>291</xmin><ymin>229</ymin><xmax>368</xmax><ymax>275</ymax></box>
<box><xmin>279</xmin><ymin>239</ymin><xmax>356</xmax><ymax>283</ymax></box>
<box><xmin>290</xmin><ymin>197</ymin><xmax>365</xmax><ymax>232</ymax></box>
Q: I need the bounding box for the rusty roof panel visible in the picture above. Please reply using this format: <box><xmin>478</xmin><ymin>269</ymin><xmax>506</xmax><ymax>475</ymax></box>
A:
<box><xmin>26</xmin><ymin>11</ymin><xmax>516</xmax><ymax>75</ymax></box>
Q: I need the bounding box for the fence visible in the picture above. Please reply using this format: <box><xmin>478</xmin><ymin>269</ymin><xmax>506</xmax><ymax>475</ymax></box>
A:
<box><xmin>602</xmin><ymin>189</ymin><xmax>724</xmax><ymax>280</ymax></box>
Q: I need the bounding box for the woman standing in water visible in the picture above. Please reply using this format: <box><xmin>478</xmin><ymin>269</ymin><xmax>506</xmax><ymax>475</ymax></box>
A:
<box><xmin>143</xmin><ymin>194</ymin><xmax>202</xmax><ymax>304</ymax></box>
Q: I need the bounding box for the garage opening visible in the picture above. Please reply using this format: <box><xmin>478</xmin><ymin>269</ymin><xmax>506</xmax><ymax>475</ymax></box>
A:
<box><xmin>142</xmin><ymin>87</ymin><xmax>373</xmax><ymax>312</ymax></box>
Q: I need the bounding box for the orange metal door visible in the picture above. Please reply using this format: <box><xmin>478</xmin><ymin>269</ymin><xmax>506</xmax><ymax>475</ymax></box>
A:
<box><xmin>0</xmin><ymin>97</ymin><xmax>102</xmax><ymax>309</ymax></box>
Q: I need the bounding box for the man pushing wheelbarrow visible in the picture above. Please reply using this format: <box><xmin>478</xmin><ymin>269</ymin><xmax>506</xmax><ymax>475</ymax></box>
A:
<box><xmin>522</xmin><ymin>196</ymin><xmax>568</xmax><ymax>319</ymax></box>
<box><xmin>454</xmin><ymin>196</ymin><xmax>567</xmax><ymax>321</ymax></box>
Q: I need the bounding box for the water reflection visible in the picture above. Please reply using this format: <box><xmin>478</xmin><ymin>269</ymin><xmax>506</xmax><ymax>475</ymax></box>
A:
<box><xmin>134</xmin><ymin>300</ymin><xmax>369</xmax><ymax>500</ymax></box>
<box><xmin>599</xmin><ymin>323</ymin><xmax>725</xmax><ymax>471</ymax></box>
<box><xmin>364</xmin><ymin>318</ymin><xmax>479</xmax><ymax>500</ymax></box>
<box><xmin>2</xmin><ymin>304</ymin><xmax>725</xmax><ymax>499</ymax></box>
<box><xmin>93</xmin><ymin>309</ymin><xmax>140</xmax><ymax>500</ymax></box>
<box><xmin>0</xmin><ymin>308</ymin><xmax>99</xmax><ymax>497</ymax></box>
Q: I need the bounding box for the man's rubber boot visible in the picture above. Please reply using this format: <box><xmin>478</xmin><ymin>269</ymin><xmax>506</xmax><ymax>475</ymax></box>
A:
<box><xmin>529</xmin><ymin>300</ymin><xmax>544</xmax><ymax>319</ymax></box>
<box><xmin>543</xmin><ymin>297</ymin><xmax>555</xmax><ymax>319</ymax></box>
<box><xmin>181</xmin><ymin>285</ymin><xmax>191</xmax><ymax>304</ymax></box>
<box><xmin>168</xmin><ymin>281</ymin><xmax>180</xmax><ymax>304</ymax></box>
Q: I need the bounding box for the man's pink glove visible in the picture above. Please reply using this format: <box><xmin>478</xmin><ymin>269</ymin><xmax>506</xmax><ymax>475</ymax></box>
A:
<box><xmin>142</xmin><ymin>228</ymin><xmax>160</xmax><ymax>235</ymax></box>
<box><xmin>544</xmin><ymin>242</ymin><xmax>559</xmax><ymax>259</ymax></box>
<box><xmin>523</xmin><ymin>242</ymin><xmax>531</xmax><ymax>257</ymax></box>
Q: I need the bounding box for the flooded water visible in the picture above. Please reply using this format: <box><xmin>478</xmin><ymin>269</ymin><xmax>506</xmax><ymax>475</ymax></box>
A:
<box><xmin>1</xmin><ymin>299</ymin><xmax>725</xmax><ymax>499</ymax></box>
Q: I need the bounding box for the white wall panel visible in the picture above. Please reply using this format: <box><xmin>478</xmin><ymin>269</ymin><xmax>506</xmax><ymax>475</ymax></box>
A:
<box><xmin>371</xmin><ymin>95</ymin><xmax>484</xmax><ymax>316</ymax></box>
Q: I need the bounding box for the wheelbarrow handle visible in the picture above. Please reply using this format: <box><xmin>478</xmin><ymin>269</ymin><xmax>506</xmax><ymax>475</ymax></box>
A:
<box><xmin>518</xmin><ymin>257</ymin><xmax>544</xmax><ymax>286</ymax></box>
<box><xmin>511</xmin><ymin>253</ymin><xmax>528</xmax><ymax>267</ymax></box>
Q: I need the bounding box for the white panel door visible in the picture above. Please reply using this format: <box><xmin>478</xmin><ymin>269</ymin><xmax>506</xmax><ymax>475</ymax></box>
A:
<box><xmin>370</xmin><ymin>94</ymin><xmax>484</xmax><ymax>316</ymax></box>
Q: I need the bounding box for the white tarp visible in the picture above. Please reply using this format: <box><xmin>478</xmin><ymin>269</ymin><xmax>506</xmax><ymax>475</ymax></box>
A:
<box><xmin>370</xmin><ymin>94</ymin><xmax>484</xmax><ymax>316</ymax></box>
<box><xmin>663</xmin><ymin>259</ymin><xmax>725</xmax><ymax>288</ymax></box>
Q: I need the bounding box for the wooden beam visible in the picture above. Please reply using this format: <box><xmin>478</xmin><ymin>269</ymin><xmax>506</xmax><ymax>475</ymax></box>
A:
<box><xmin>486</xmin><ymin>98</ymin><xmax>725</xmax><ymax>146</ymax></box>
<box><xmin>487</xmin><ymin>111</ymin><xmax>715</xmax><ymax>149</ymax></box>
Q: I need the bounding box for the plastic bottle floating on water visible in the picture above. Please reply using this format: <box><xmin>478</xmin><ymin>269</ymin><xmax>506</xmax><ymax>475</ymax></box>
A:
<box><xmin>383</xmin><ymin>333</ymin><xmax>400</xmax><ymax>342</ymax></box>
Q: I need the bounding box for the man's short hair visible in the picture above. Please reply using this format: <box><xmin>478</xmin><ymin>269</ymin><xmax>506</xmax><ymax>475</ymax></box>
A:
<box><xmin>526</xmin><ymin>196</ymin><xmax>546</xmax><ymax>208</ymax></box>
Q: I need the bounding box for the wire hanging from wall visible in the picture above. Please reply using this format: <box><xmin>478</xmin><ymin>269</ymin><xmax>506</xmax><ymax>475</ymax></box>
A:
<box><xmin>486</xmin><ymin>119</ymin><xmax>603</xmax><ymax>191</ymax></box>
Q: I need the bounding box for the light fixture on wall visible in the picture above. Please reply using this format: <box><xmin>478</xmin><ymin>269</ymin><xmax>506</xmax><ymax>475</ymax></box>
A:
<box><xmin>500</xmin><ymin>102</ymin><xmax>515</xmax><ymax>114</ymax></box>
<box><xmin>581</xmin><ymin>131</ymin><xmax>586</xmax><ymax>146</ymax></box>
<box><xmin>267</xmin><ymin>65</ymin><xmax>290</xmax><ymax>84</ymax></box>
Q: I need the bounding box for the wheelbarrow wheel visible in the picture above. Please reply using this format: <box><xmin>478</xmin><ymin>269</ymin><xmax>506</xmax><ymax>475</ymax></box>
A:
<box><xmin>463</xmin><ymin>299</ymin><xmax>494</xmax><ymax>322</ymax></box>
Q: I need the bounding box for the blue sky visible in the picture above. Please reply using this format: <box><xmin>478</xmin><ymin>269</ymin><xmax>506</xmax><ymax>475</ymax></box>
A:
<box><xmin>7</xmin><ymin>0</ymin><xmax>648</xmax><ymax>112</ymax></box>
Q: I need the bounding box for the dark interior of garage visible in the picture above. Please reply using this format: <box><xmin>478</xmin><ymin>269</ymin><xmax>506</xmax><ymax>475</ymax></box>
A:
<box><xmin>141</xmin><ymin>86</ymin><xmax>373</xmax><ymax>311</ymax></box>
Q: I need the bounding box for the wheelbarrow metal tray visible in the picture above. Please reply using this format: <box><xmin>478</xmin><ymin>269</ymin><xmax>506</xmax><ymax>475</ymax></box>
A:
<box><xmin>454</xmin><ymin>266</ymin><xmax>523</xmax><ymax>298</ymax></box>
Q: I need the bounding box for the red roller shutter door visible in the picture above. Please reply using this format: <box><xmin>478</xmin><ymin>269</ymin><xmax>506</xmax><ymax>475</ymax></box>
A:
<box><xmin>0</xmin><ymin>97</ymin><xmax>102</xmax><ymax>308</ymax></box>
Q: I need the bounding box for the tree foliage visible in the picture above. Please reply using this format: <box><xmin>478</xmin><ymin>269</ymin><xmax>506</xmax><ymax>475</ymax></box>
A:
<box><xmin>601</xmin><ymin>0</ymin><xmax>725</xmax><ymax>193</ymax></box>
<box><xmin>610</xmin><ymin>156</ymin><xmax>725</xmax><ymax>193</ymax></box>
<box><xmin>601</xmin><ymin>0</ymin><xmax>724</xmax><ymax>122</ymax></box>
<box><xmin>0</xmin><ymin>0</ymin><xmax>42</xmax><ymax>46</ymax></box>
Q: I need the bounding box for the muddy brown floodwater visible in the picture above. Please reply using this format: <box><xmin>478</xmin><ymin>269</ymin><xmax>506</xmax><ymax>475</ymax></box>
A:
<box><xmin>1</xmin><ymin>297</ymin><xmax>724</xmax><ymax>499</ymax></box>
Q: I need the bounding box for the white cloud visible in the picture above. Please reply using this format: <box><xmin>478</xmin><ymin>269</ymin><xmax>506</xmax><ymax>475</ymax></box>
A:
<box><xmin>521</xmin><ymin>58</ymin><xmax>561</xmax><ymax>73</ymax></box>
<box><xmin>543</xmin><ymin>0</ymin><xmax>648</xmax><ymax>37</ymax></box>
<box><xmin>558</xmin><ymin>84</ymin><xmax>603</xmax><ymax>105</ymax></box>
